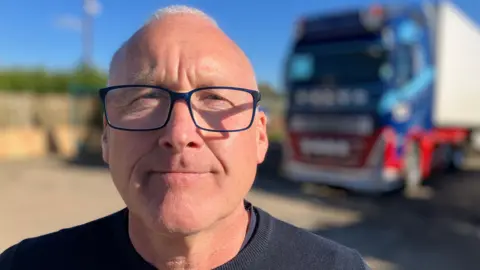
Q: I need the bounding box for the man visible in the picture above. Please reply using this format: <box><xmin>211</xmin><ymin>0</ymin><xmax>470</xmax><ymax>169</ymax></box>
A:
<box><xmin>0</xmin><ymin>5</ymin><xmax>369</xmax><ymax>270</ymax></box>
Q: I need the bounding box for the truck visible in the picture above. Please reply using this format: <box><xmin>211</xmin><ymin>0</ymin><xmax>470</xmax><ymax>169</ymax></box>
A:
<box><xmin>281</xmin><ymin>1</ymin><xmax>480</xmax><ymax>196</ymax></box>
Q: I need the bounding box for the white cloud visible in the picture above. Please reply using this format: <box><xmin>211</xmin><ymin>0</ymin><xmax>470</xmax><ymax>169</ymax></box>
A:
<box><xmin>53</xmin><ymin>1</ymin><xmax>102</xmax><ymax>32</ymax></box>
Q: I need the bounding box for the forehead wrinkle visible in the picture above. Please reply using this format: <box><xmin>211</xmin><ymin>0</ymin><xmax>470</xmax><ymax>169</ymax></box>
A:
<box><xmin>128</xmin><ymin>48</ymin><xmax>229</xmax><ymax>90</ymax></box>
<box><xmin>189</xmin><ymin>56</ymin><xmax>230</xmax><ymax>87</ymax></box>
<box><xmin>130</xmin><ymin>42</ymin><xmax>185</xmax><ymax>88</ymax></box>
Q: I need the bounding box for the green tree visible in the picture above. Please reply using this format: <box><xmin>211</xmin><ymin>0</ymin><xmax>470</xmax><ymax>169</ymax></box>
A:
<box><xmin>71</xmin><ymin>64</ymin><xmax>108</xmax><ymax>93</ymax></box>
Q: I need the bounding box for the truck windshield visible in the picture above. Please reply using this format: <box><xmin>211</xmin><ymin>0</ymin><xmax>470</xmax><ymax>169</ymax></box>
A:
<box><xmin>288</xmin><ymin>40</ymin><xmax>388</xmax><ymax>85</ymax></box>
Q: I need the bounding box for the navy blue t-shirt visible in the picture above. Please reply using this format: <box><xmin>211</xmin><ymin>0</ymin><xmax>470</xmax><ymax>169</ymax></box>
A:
<box><xmin>0</xmin><ymin>202</ymin><xmax>369</xmax><ymax>269</ymax></box>
<box><xmin>240</xmin><ymin>201</ymin><xmax>256</xmax><ymax>249</ymax></box>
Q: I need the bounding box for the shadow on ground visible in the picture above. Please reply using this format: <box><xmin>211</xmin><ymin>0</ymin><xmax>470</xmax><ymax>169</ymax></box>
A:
<box><xmin>66</xmin><ymin>152</ymin><xmax>107</xmax><ymax>168</ymax></box>
<box><xmin>255</xmin><ymin>142</ymin><xmax>480</xmax><ymax>270</ymax></box>
<box><xmin>64</xmin><ymin>144</ymin><xmax>107</xmax><ymax>168</ymax></box>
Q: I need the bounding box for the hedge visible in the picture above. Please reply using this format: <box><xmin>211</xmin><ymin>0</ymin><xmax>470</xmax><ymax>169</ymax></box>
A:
<box><xmin>0</xmin><ymin>64</ymin><xmax>107</xmax><ymax>94</ymax></box>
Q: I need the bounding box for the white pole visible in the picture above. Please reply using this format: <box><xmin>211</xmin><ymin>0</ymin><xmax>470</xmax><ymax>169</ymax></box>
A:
<box><xmin>82</xmin><ymin>0</ymin><xmax>101</xmax><ymax>66</ymax></box>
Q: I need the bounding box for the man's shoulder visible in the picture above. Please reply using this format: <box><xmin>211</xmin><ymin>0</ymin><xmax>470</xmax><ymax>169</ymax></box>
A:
<box><xmin>0</xmin><ymin>208</ymin><xmax>126</xmax><ymax>269</ymax></box>
<box><xmin>18</xmin><ymin>208</ymin><xmax>124</xmax><ymax>248</ymax></box>
<box><xmin>255</xmin><ymin>206</ymin><xmax>369</xmax><ymax>269</ymax></box>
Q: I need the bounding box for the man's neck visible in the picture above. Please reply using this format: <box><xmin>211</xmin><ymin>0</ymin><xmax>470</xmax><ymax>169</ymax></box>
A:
<box><xmin>128</xmin><ymin>203</ymin><xmax>250</xmax><ymax>270</ymax></box>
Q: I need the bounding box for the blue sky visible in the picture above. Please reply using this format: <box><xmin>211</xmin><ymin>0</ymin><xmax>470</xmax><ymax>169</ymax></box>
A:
<box><xmin>1</xmin><ymin>0</ymin><xmax>479</xmax><ymax>89</ymax></box>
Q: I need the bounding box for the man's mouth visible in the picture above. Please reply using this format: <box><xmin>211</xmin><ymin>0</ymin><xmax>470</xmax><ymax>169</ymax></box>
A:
<box><xmin>149</xmin><ymin>171</ymin><xmax>210</xmax><ymax>175</ymax></box>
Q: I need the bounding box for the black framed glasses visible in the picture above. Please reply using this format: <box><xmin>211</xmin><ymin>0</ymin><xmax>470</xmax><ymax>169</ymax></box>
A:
<box><xmin>99</xmin><ymin>85</ymin><xmax>261</xmax><ymax>132</ymax></box>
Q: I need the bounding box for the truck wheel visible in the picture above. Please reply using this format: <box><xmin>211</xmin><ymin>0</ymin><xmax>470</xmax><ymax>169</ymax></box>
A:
<box><xmin>403</xmin><ymin>142</ymin><xmax>431</xmax><ymax>199</ymax></box>
<box><xmin>446</xmin><ymin>145</ymin><xmax>464</xmax><ymax>172</ymax></box>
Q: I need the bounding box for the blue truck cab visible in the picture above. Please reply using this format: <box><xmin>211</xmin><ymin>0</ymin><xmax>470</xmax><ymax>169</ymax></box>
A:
<box><xmin>282</xmin><ymin>2</ymin><xmax>473</xmax><ymax>194</ymax></box>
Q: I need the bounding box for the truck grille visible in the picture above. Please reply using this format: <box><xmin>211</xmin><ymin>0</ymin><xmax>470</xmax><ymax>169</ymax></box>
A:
<box><xmin>290</xmin><ymin>133</ymin><xmax>376</xmax><ymax>167</ymax></box>
<box><xmin>289</xmin><ymin>114</ymin><xmax>375</xmax><ymax>136</ymax></box>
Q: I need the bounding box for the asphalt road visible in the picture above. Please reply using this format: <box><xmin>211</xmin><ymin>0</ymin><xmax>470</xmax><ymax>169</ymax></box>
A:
<box><xmin>0</xmin><ymin>143</ymin><xmax>479</xmax><ymax>269</ymax></box>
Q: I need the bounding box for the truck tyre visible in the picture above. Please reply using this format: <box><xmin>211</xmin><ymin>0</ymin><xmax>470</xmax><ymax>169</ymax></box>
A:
<box><xmin>403</xmin><ymin>142</ymin><xmax>428</xmax><ymax>198</ymax></box>
<box><xmin>468</xmin><ymin>129</ymin><xmax>480</xmax><ymax>153</ymax></box>
<box><xmin>446</xmin><ymin>145</ymin><xmax>464</xmax><ymax>172</ymax></box>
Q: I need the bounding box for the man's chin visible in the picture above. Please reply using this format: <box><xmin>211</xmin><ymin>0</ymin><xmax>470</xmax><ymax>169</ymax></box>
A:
<box><xmin>145</xmin><ymin>199</ymin><xmax>213</xmax><ymax>235</ymax></box>
<box><xmin>147</xmin><ymin>215</ymin><xmax>211</xmax><ymax>237</ymax></box>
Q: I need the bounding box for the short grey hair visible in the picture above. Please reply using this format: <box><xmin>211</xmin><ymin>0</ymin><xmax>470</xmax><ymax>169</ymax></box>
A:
<box><xmin>145</xmin><ymin>5</ymin><xmax>218</xmax><ymax>27</ymax></box>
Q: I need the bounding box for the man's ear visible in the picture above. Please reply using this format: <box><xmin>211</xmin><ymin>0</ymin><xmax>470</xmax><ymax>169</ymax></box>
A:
<box><xmin>256</xmin><ymin>110</ymin><xmax>269</xmax><ymax>164</ymax></box>
<box><xmin>101</xmin><ymin>116</ymin><xmax>109</xmax><ymax>164</ymax></box>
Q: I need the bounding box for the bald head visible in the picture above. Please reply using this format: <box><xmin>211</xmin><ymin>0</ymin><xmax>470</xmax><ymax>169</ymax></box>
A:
<box><xmin>108</xmin><ymin>5</ymin><xmax>256</xmax><ymax>89</ymax></box>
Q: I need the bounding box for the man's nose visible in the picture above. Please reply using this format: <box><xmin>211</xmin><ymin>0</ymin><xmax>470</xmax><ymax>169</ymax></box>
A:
<box><xmin>158</xmin><ymin>100</ymin><xmax>204</xmax><ymax>152</ymax></box>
